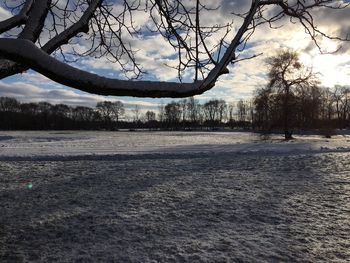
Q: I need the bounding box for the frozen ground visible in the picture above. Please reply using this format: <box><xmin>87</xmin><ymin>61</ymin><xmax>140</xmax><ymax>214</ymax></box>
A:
<box><xmin>1</xmin><ymin>130</ymin><xmax>350</xmax><ymax>158</ymax></box>
<box><xmin>0</xmin><ymin>131</ymin><xmax>350</xmax><ymax>262</ymax></box>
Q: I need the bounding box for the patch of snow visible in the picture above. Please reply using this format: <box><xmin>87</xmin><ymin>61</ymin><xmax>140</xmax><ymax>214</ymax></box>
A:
<box><xmin>0</xmin><ymin>131</ymin><xmax>350</xmax><ymax>160</ymax></box>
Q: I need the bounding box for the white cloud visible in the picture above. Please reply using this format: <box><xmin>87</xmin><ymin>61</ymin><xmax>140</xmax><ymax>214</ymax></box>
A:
<box><xmin>0</xmin><ymin>81</ymin><xmax>103</xmax><ymax>107</ymax></box>
<box><xmin>0</xmin><ymin>6</ymin><xmax>12</xmax><ymax>20</ymax></box>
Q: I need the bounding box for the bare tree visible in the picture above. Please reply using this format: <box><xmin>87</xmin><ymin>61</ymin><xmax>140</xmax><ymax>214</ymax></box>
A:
<box><xmin>164</xmin><ymin>101</ymin><xmax>181</xmax><ymax>126</ymax></box>
<box><xmin>179</xmin><ymin>99</ymin><xmax>188</xmax><ymax>124</ymax></box>
<box><xmin>217</xmin><ymin>99</ymin><xmax>227</xmax><ymax>124</ymax></box>
<box><xmin>228</xmin><ymin>102</ymin><xmax>236</xmax><ymax>128</ymax></box>
<box><xmin>96</xmin><ymin>101</ymin><xmax>113</xmax><ymax>124</ymax></box>
<box><xmin>132</xmin><ymin>104</ymin><xmax>140</xmax><ymax>123</ymax></box>
<box><xmin>320</xmin><ymin>87</ymin><xmax>334</xmax><ymax>122</ymax></box>
<box><xmin>203</xmin><ymin>99</ymin><xmax>219</xmax><ymax>127</ymax></box>
<box><xmin>187</xmin><ymin>97</ymin><xmax>200</xmax><ymax>124</ymax></box>
<box><xmin>37</xmin><ymin>101</ymin><xmax>52</xmax><ymax>114</ymax></box>
<box><xmin>110</xmin><ymin>101</ymin><xmax>125</xmax><ymax>123</ymax></box>
<box><xmin>266</xmin><ymin>49</ymin><xmax>319</xmax><ymax>139</ymax></box>
<box><xmin>339</xmin><ymin>86</ymin><xmax>350</xmax><ymax>128</ymax></box>
<box><xmin>52</xmin><ymin>103</ymin><xmax>71</xmax><ymax>115</ymax></box>
<box><xmin>20</xmin><ymin>102</ymin><xmax>39</xmax><ymax>115</ymax></box>
<box><xmin>0</xmin><ymin>0</ymin><xmax>348</xmax><ymax>98</ymax></box>
<box><xmin>253</xmin><ymin>87</ymin><xmax>273</xmax><ymax>131</ymax></box>
<box><xmin>297</xmin><ymin>85</ymin><xmax>323</xmax><ymax>128</ymax></box>
<box><xmin>158</xmin><ymin>102</ymin><xmax>165</xmax><ymax>123</ymax></box>
<box><xmin>145</xmin><ymin>111</ymin><xmax>156</xmax><ymax>122</ymax></box>
<box><xmin>237</xmin><ymin>99</ymin><xmax>247</xmax><ymax>122</ymax></box>
<box><xmin>73</xmin><ymin>106</ymin><xmax>97</xmax><ymax>122</ymax></box>
<box><xmin>333</xmin><ymin>85</ymin><xmax>343</xmax><ymax>127</ymax></box>
<box><xmin>0</xmin><ymin>97</ymin><xmax>20</xmax><ymax>112</ymax></box>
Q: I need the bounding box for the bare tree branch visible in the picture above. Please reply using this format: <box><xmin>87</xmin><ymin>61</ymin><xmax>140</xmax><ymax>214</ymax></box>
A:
<box><xmin>0</xmin><ymin>0</ymin><xmax>33</xmax><ymax>34</ymax></box>
<box><xmin>0</xmin><ymin>0</ymin><xmax>101</xmax><ymax>79</ymax></box>
<box><xmin>199</xmin><ymin>0</ymin><xmax>260</xmax><ymax>91</ymax></box>
<box><xmin>18</xmin><ymin>0</ymin><xmax>52</xmax><ymax>41</ymax></box>
<box><xmin>0</xmin><ymin>38</ymin><xmax>203</xmax><ymax>97</ymax></box>
<box><xmin>43</xmin><ymin>0</ymin><xmax>102</xmax><ymax>54</ymax></box>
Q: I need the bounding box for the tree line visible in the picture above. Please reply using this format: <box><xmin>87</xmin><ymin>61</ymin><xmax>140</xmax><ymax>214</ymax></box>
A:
<box><xmin>253</xmin><ymin>50</ymin><xmax>350</xmax><ymax>139</ymax></box>
<box><xmin>1</xmin><ymin>48</ymin><xmax>348</xmax><ymax>136</ymax></box>
<box><xmin>0</xmin><ymin>96</ymin><xmax>248</xmax><ymax>131</ymax></box>
<box><xmin>254</xmin><ymin>85</ymin><xmax>350</xmax><ymax>136</ymax></box>
<box><xmin>0</xmin><ymin>84</ymin><xmax>349</xmax><ymax>133</ymax></box>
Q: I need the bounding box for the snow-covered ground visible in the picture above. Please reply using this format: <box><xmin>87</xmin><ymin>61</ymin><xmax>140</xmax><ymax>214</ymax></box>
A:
<box><xmin>1</xmin><ymin>130</ymin><xmax>350</xmax><ymax>159</ymax></box>
<box><xmin>1</xmin><ymin>131</ymin><xmax>350</xmax><ymax>262</ymax></box>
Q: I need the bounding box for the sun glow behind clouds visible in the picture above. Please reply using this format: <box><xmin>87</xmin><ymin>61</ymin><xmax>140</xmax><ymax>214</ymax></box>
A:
<box><xmin>300</xmin><ymin>52</ymin><xmax>350</xmax><ymax>88</ymax></box>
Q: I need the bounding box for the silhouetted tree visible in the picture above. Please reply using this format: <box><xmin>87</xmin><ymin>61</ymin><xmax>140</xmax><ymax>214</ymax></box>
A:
<box><xmin>187</xmin><ymin>97</ymin><xmax>200</xmax><ymax>127</ymax></box>
<box><xmin>165</xmin><ymin>101</ymin><xmax>181</xmax><ymax>128</ymax></box>
<box><xmin>111</xmin><ymin>101</ymin><xmax>125</xmax><ymax>124</ymax></box>
<box><xmin>339</xmin><ymin>87</ymin><xmax>350</xmax><ymax>128</ymax></box>
<box><xmin>73</xmin><ymin>107</ymin><xmax>94</xmax><ymax>122</ymax></box>
<box><xmin>0</xmin><ymin>97</ymin><xmax>20</xmax><ymax>112</ymax></box>
<box><xmin>266</xmin><ymin>49</ymin><xmax>319</xmax><ymax>139</ymax></box>
<box><xmin>145</xmin><ymin>111</ymin><xmax>156</xmax><ymax>122</ymax></box>
<box><xmin>203</xmin><ymin>100</ymin><xmax>219</xmax><ymax>128</ymax></box>
<box><xmin>217</xmin><ymin>99</ymin><xmax>227</xmax><ymax>125</ymax></box>
<box><xmin>253</xmin><ymin>87</ymin><xmax>272</xmax><ymax>131</ymax></box>
<box><xmin>96</xmin><ymin>101</ymin><xmax>113</xmax><ymax>128</ymax></box>
<box><xmin>132</xmin><ymin>105</ymin><xmax>140</xmax><ymax>123</ymax></box>
<box><xmin>158</xmin><ymin>102</ymin><xmax>165</xmax><ymax>124</ymax></box>
<box><xmin>237</xmin><ymin>99</ymin><xmax>247</xmax><ymax>122</ymax></box>
<box><xmin>321</xmin><ymin>88</ymin><xmax>334</xmax><ymax>123</ymax></box>
<box><xmin>228</xmin><ymin>102</ymin><xmax>236</xmax><ymax>128</ymax></box>
<box><xmin>20</xmin><ymin>102</ymin><xmax>39</xmax><ymax>115</ymax></box>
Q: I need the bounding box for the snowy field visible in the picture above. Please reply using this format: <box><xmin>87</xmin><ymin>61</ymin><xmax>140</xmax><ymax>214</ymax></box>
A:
<box><xmin>1</xmin><ymin>131</ymin><xmax>350</xmax><ymax>262</ymax></box>
<box><xmin>1</xmin><ymin>130</ymin><xmax>350</xmax><ymax>158</ymax></box>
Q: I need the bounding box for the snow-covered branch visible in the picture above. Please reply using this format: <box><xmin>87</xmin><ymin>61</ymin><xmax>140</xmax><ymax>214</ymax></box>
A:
<box><xmin>0</xmin><ymin>1</ymin><xmax>260</xmax><ymax>97</ymax></box>
<box><xmin>0</xmin><ymin>38</ymin><xmax>203</xmax><ymax>98</ymax></box>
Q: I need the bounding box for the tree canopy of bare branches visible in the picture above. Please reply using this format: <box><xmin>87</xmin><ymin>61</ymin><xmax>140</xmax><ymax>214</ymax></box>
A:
<box><xmin>0</xmin><ymin>0</ymin><xmax>348</xmax><ymax>98</ymax></box>
<box><xmin>266</xmin><ymin>49</ymin><xmax>320</xmax><ymax>139</ymax></box>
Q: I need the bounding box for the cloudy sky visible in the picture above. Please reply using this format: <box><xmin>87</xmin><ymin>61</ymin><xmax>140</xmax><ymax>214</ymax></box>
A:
<box><xmin>0</xmin><ymin>0</ymin><xmax>349</xmax><ymax>113</ymax></box>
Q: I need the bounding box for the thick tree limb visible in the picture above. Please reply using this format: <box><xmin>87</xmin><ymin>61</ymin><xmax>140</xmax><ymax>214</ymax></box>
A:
<box><xmin>0</xmin><ymin>0</ymin><xmax>51</xmax><ymax>79</ymax></box>
<box><xmin>0</xmin><ymin>0</ymin><xmax>101</xmax><ymax>80</ymax></box>
<box><xmin>18</xmin><ymin>0</ymin><xmax>52</xmax><ymax>41</ymax></box>
<box><xmin>0</xmin><ymin>38</ymin><xmax>204</xmax><ymax>98</ymax></box>
<box><xmin>0</xmin><ymin>1</ymin><xmax>260</xmax><ymax>98</ymax></box>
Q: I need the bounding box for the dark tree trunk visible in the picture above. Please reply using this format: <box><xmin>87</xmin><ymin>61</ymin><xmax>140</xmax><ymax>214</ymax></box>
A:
<box><xmin>283</xmin><ymin>87</ymin><xmax>293</xmax><ymax>140</ymax></box>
